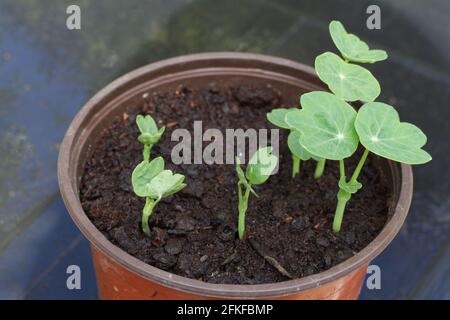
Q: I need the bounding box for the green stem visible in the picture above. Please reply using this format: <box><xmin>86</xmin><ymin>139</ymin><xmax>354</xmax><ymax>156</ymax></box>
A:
<box><xmin>238</xmin><ymin>182</ymin><xmax>252</xmax><ymax>240</ymax></box>
<box><xmin>350</xmin><ymin>148</ymin><xmax>370</xmax><ymax>184</ymax></box>
<box><xmin>141</xmin><ymin>196</ymin><xmax>160</xmax><ymax>236</ymax></box>
<box><xmin>292</xmin><ymin>154</ymin><xmax>301</xmax><ymax>178</ymax></box>
<box><xmin>332</xmin><ymin>150</ymin><xmax>370</xmax><ymax>233</ymax></box>
<box><xmin>339</xmin><ymin>158</ymin><xmax>345</xmax><ymax>178</ymax></box>
<box><xmin>314</xmin><ymin>159</ymin><xmax>326</xmax><ymax>179</ymax></box>
<box><xmin>333</xmin><ymin>159</ymin><xmax>348</xmax><ymax>233</ymax></box>
<box><xmin>143</xmin><ymin>144</ymin><xmax>152</xmax><ymax>162</ymax></box>
<box><xmin>333</xmin><ymin>189</ymin><xmax>350</xmax><ymax>233</ymax></box>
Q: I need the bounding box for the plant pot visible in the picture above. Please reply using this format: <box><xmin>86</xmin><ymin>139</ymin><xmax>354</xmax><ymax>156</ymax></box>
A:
<box><xmin>58</xmin><ymin>52</ymin><xmax>413</xmax><ymax>300</ymax></box>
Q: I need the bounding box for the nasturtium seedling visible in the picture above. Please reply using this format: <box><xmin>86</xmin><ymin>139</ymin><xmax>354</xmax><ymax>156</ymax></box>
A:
<box><xmin>136</xmin><ymin>114</ymin><xmax>165</xmax><ymax>162</ymax></box>
<box><xmin>286</xmin><ymin>91</ymin><xmax>359</xmax><ymax>160</ymax></box>
<box><xmin>315</xmin><ymin>52</ymin><xmax>380</xmax><ymax>102</ymax></box>
<box><xmin>267</xmin><ymin>109</ymin><xmax>324</xmax><ymax>178</ymax></box>
<box><xmin>355</xmin><ymin>102</ymin><xmax>432</xmax><ymax>164</ymax></box>
<box><xmin>235</xmin><ymin>147</ymin><xmax>278</xmax><ymax>240</ymax></box>
<box><xmin>266</xmin><ymin>20</ymin><xmax>431</xmax><ymax>235</ymax></box>
<box><xmin>285</xmin><ymin>95</ymin><xmax>431</xmax><ymax>233</ymax></box>
<box><xmin>329</xmin><ymin>20</ymin><xmax>388</xmax><ymax>63</ymax></box>
<box><xmin>331</xmin><ymin>101</ymin><xmax>432</xmax><ymax>233</ymax></box>
<box><xmin>132</xmin><ymin>157</ymin><xmax>186</xmax><ymax>236</ymax></box>
<box><xmin>132</xmin><ymin>157</ymin><xmax>165</xmax><ymax>197</ymax></box>
<box><xmin>131</xmin><ymin>115</ymin><xmax>185</xmax><ymax>236</ymax></box>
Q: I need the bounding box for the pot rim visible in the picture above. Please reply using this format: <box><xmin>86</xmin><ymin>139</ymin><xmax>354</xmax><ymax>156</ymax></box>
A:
<box><xmin>58</xmin><ymin>52</ymin><xmax>413</xmax><ymax>298</ymax></box>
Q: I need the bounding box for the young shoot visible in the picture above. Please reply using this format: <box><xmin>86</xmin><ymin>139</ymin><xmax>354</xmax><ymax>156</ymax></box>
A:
<box><xmin>267</xmin><ymin>109</ymin><xmax>324</xmax><ymax>178</ymax></box>
<box><xmin>136</xmin><ymin>114</ymin><xmax>165</xmax><ymax>162</ymax></box>
<box><xmin>132</xmin><ymin>157</ymin><xmax>186</xmax><ymax>236</ymax></box>
<box><xmin>281</xmin><ymin>20</ymin><xmax>427</xmax><ymax>234</ymax></box>
<box><xmin>314</xmin><ymin>20</ymin><xmax>387</xmax><ymax>103</ymax></box>
<box><xmin>329</xmin><ymin>20</ymin><xmax>388</xmax><ymax>64</ymax></box>
<box><xmin>131</xmin><ymin>114</ymin><xmax>185</xmax><ymax>236</ymax></box>
<box><xmin>286</xmin><ymin>91</ymin><xmax>431</xmax><ymax>233</ymax></box>
<box><xmin>235</xmin><ymin>147</ymin><xmax>278</xmax><ymax>240</ymax></box>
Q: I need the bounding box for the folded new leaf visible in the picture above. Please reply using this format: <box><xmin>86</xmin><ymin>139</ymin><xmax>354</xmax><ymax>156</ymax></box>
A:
<box><xmin>132</xmin><ymin>157</ymin><xmax>164</xmax><ymax>197</ymax></box>
<box><xmin>145</xmin><ymin>170</ymin><xmax>186</xmax><ymax>199</ymax></box>
<box><xmin>235</xmin><ymin>157</ymin><xmax>257</xmax><ymax>197</ymax></box>
<box><xmin>235</xmin><ymin>157</ymin><xmax>247</xmax><ymax>184</ymax></box>
<box><xmin>355</xmin><ymin>102</ymin><xmax>432</xmax><ymax>164</ymax></box>
<box><xmin>136</xmin><ymin>114</ymin><xmax>158</xmax><ymax>134</ymax></box>
<box><xmin>136</xmin><ymin>114</ymin><xmax>165</xmax><ymax>145</ymax></box>
<box><xmin>287</xmin><ymin>131</ymin><xmax>314</xmax><ymax>161</ymax></box>
<box><xmin>246</xmin><ymin>147</ymin><xmax>278</xmax><ymax>185</ymax></box>
<box><xmin>329</xmin><ymin>20</ymin><xmax>388</xmax><ymax>63</ymax></box>
<box><xmin>338</xmin><ymin>177</ymin><xmax>362</xmax><ymax>194</ymax></box>
<box><xmin>266</xmin><ymin>108</ymin><xmax>297</xmax><ymax>129</ymax></box>
<box><xmin>286</xmin><ymin>91</ymin><xmax>359</xmax><ymax>160</ymax></box>
<box><xmin>315</xmin><ymin>52</ymin><xmax>380</xmax><ymax>102</ymax></box>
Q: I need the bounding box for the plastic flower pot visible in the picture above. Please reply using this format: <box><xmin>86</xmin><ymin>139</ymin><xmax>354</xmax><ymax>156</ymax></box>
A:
<box><xmin>58</xmin><ymin>52</ymin><xmax>412</xmax><ymax>300</ymax></box>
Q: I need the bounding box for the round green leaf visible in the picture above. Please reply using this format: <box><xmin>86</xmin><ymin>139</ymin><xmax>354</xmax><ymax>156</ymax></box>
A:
<box><xmin>315</xmin><ymin>52</ymin><xmax>380</xmax><ymax>102</ymax></box>
<box><xmin>286</xmin><ymin>91</ymin><xmax>359</xmax><ymax>160</ymax></box>
<box><xmin>329</xmin><ymin>20</ymin><xmax>388</xmax><ymax>63</ymax></box>
<box><xmin>132</xmin><ymin>157</ymin><xmax>164</xmax><ymax>197</ymax></box>
<box><xmin>267</xmin><ymin>108</ymin><xmax>297</xmax><ymax>129</ymax></box>
<box><xmin>246</xmin><ymin>147</ymin><xmax>278</xmax><ymax>185</ymax></box>
<box><xmin>287</xmin><ymin>131</ymin><xmax>313</xmax><ymax>160</ymax></box>
<box><xmin>355</xmin><ymin>102</ymin><xmax>432</xmax><ymax>164</ymax></box>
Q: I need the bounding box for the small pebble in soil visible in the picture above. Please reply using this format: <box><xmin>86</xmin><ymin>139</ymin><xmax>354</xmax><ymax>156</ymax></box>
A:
<box><xmin>201</xmin><ymin>197</ymin><xmax>214</xmax><ymax>209</ymax></box>
<box><xmin>272</xmin><ymin>199</ymin><xmax>286</xmax><ymax>219</ymax></box>
<box><xmin>181</xmin><ymin>180</ymin><xmax>204</xmax><ymax>198</ymax></box>
<box><xmin>291</xmin><ymin>215</ymin><xmax>311</xmax><ymax>231</ymax></box>
<box><xmin>344</xmin><ymin>231</ymin><xmax>356</xmax><ymax>245</ymax></box>
<box><xmin>164</xmin><ymin>238</ymin><xmax>184</xmax><ymax>255</ymax></box>
<box><xmin>210</xmin><ymin>214</ymin><xmax>225</xmax><ymax>227</ymax></box>
<box><xmin>173</xmin><ymin>204</ymin><xmax>184</xmax><ymax>212</ymax></box>
<box><xmin>176</xmin><ymin>217</ymin><xmax>196</xmax><ymax>231</ymax></box>
<box><xmin>316</xmin><ymin>236</ymin><xmax>330</xmax><ymax>247</ymax></box>
<box><xmin>304</xmin><ymin>230</ymin><xmax>315</xmax><ymax>241</ymax></box>
<box><xmin>153</xmin><ymin>252</ymin><xmax>177</xmax><ymax>269</ymax></box>
<box><xmin>217</xmin><ymin>224</ymin><xmax>235</xmax><ymax>242</ymax></box>
<box><xmin>337</xmin><ymin>250</ymin><xmax>353</xmax><ymax>262</ymax></box>
<box><xmin>151</xmin><ymin>227</ymin><xmax>167</xmax><ymax>247</ymax></box>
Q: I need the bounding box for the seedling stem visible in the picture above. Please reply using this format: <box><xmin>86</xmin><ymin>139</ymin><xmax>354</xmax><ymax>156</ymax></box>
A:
<box><xmin>237</xmin><ymin>181</ymin><xmax>252</xmax><ymax>240</ymax></box>
<box><xmin>292</xmin><ymin>155</ymin><xmax>301</xmax><ymax>178</ymax></box>
<box><xmin>333</xmin><ymin>149</ymin><xmax>370</xmax><ymax>233</ymax></box>
<box><xmin>314</xmin><ymin>159</ymin><xmax>326</xmax><ymax>179</ymax></box>
<box><xmin>142</xmin><ymin>196</ymin><xmax>161</xmax><ymax>236</ymax></box>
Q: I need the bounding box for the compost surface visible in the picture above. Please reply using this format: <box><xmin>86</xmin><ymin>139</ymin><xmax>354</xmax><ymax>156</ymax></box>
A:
<box><xmin>80</xmin><ymin>85</ymin><xmax>390</xmax><ymax>284</ymax></box>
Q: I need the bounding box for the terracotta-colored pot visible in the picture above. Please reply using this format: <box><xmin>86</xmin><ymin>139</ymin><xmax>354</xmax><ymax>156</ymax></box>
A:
<box><xmin>58</xmin><ymin>52</ymin><xmax>413</xmax><ymax>300</ymax></box>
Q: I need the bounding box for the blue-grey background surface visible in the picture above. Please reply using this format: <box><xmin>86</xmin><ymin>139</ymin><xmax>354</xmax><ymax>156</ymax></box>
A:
<box><xmin>0</xmin><ymin>0</ymin><xmax>449</xmax><ymax>300</ymax></box>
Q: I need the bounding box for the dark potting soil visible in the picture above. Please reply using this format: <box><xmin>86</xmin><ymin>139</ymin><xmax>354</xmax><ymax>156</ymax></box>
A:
<box><xmin>80</xmin><ymin>84</ymin><xmax>391</xmax><ymax>284</ymax></box>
